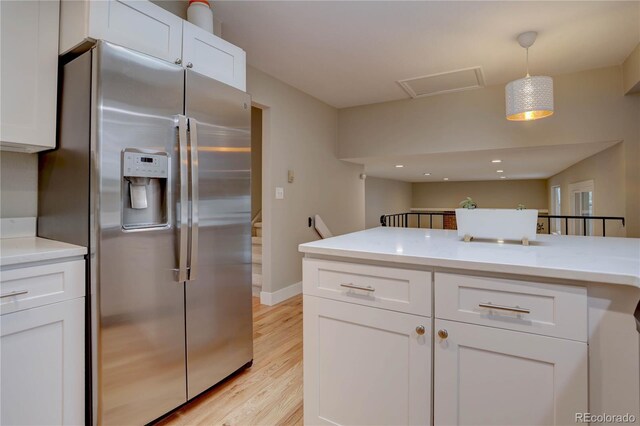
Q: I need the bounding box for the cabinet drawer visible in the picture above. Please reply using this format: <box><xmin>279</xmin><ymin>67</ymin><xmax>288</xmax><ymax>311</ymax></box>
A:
<box><xmin>1</xmin><ymin>260</ymin><xmax>85</xmax><ymax>315</ymax></box>
<box><xmin>435</xmin><ymin>272</ymin><xmax>587</xmax><ymax>341</ymax></box>
<box><xmin>303</xmin><ymin>259</ymin><xmax>431</xmax><ymax>316</ymax></box>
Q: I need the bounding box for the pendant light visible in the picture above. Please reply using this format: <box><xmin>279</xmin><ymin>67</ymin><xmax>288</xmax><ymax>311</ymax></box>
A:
<box><xmin>505</xmin><ymin>31</ymin><xmax>553</xmax><ymax>121</ymax></box>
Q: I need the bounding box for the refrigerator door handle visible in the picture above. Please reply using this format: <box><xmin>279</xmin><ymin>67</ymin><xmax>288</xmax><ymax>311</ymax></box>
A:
<box><xmin>177</xmin><ymin>115</ymin><xmax>190</xmax><ymax>282</ymax></box>
<box><xmin>187</xmin><ymin>117</ymin><xmax>199</xmax><ymax>281</ymax></box>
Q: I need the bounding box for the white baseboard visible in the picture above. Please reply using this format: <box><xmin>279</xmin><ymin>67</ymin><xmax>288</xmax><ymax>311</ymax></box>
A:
<box><xmin>260</xmin><ymin>281</ymin><xmax>302</xmax><ymax>306</ymax></box>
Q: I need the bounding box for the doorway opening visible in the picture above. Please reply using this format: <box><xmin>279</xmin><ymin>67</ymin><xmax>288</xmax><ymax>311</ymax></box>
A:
<box><xmin>568</xmin><ymin>180</ymin><xmax>594</xmax><ymax>236</ymax></box>
<box><xmin>550</xmin><ymin>185</ymin><xmax>561</xmax><ymax>234</ymax></box>
<box><xmin>251</xmin><ymin>106</ymin><xmax>263</xmax><ymax>297</ymax></box>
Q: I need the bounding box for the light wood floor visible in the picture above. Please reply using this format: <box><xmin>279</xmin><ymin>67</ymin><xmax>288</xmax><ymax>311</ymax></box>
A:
<box><xmin>157</xmin><ymin>295</ymin><xmax>303</xmax><ymax>426</ymax></box>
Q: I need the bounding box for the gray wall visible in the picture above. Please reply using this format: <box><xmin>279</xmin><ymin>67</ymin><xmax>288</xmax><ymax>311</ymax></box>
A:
<box><xmin>247</xmin><ymin>66</ymin><xmax>365</xmax><ymax>294</ymax></box>
<box><xmin>548</xmin><ymin>143</ymin><xmax>626</xmax><ymax>237</ymax></box>
<box><xmin>338</xmin><ymin>66</ymin><xmax>640</xmax><ymax>236</ymax></box>
<box><xmin>149</xmin><ymin>0</ymin><xmax>187</xmax><ymax>19</ymax></box>
<box><xmin>0</xmin><ymin>152</ymin><xmax>38</xmax><ymax>218</ymax></box>
<box><xmin>412</xmin><ymin>180</ymin><xmax>548</xmax><ymax>210</ymax></box>
<box><xmin>365</xmin><ymin>177</ymin><xmax>412</xmax><ymax>228</ymax></box>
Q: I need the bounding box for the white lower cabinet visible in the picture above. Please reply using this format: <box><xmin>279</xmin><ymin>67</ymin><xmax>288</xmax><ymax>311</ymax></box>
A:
<box><xmin>1</xmin><ymin>297</ymin><xmax>85</xmax><ymax>425</ymax></box>
<box><xmin>302</xmin><ymin>259</ymin><xmax>591</xmax><ymax>426</ymax></box>
<box><xmin>304</xmin><ymin>295</ymin><xmax>431</xmax><ymax>425</ymax></box>
<box><xmin>434</xmin><ymin>319</ymin><xmax>588</xmax><ymax>426</ymax></box>
<box><xmin>1</xmin><ymin>256</ymin><xmax>85</xmax><ymax>425</ymax></box>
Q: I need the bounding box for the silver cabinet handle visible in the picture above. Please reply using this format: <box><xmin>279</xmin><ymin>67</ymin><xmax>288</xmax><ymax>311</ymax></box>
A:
<box><xmin>177</xmin><ymin>115</ymin><xmax>190</xmax><ymax>282</ymax></box>
<box><xmin>186</xmin><ymin>62</ymin><xmax>193</xmax><ymax>68</ymax></box>
<box><xmin>479</xmin><ymin>302</ymin><xmax>530</xmax><ymax>314</ymax></box>
<box><xmin>416</xmin><ymin>325</ymin><xmax>426</xmax><ymax>335</ymax></box>
<box><xmin>187</xmin><ymin>118</ymin><xmax>199</xmax><ymax>281</ymax></box>
<box><xmin>438</xmin><ymin>329</ymin><xmax>448</xmax><ymax>339</ymax></box>
<box><xmin>0</xmin><ymin>290</ymin><xmax>29</xmax><ymax>299</ymax></box>
<box><xmin>340</xmin><ymin>283</ymin><xmax>375</xmax><ymax>292</ymax></box>
<box><xmin>175</xmin><ymin>58</ymin><xmax>182</xmax><ymax>65</ymax></box>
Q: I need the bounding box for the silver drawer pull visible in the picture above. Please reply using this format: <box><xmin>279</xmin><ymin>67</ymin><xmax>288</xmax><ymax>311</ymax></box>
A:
<box><xmin>340</xmin><ymin>283</ymin><xmax>375</xmax><ymax>292</ymax></box>
<box><xmin>0</xmin><ymin>290</ymin><xmax>29</xmax><ymax>299</ymax></box>
<box><xmin>479</xmin><ymin>302</ymin><xmax>530</xmax><ymax>314</ymax></box>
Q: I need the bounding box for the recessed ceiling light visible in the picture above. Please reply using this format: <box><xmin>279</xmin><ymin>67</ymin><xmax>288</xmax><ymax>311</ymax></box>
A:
<box><xmin>492</xmin><ymin>159</ymin><xmax>502</xmax><ymax>163</ymax></box>
<box><xmin>395</xmin><ymin>164</ymin><xmax>404</xmax><ymax>168</ymax></box>
<box><xmin>500</xmin><ymin>176</ymin><xmax>507</xmax><ymax>179</ymax></box>
<box><xmin>443</xmin><ymin>177</ymin><xmax>449</xmax><ymax>181</ymax></box>
<box><xmin>423</xmin><ymin>173</ymin><xmax>431</xmax><ymax>176</ymax></box>
<box><xmin>496</xmin><ymin>170</ymin><xmax>504</xmax><ymax>173</ymax></box>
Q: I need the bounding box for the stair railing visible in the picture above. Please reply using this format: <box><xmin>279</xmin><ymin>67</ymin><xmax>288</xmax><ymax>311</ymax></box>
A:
<box><xmin>251</xmin><ymin>210</ymin><xmax>262</xmax><ymax>227</ymax></box>
<box><xmin>313</xmin><ymin>214</ymin><xmax>333</xmax><ymax>239</ymax></box>
<box><xmin>380</xmin><ymin>211</ymin><xmax>625</xmax><ymax>237</ymax></box>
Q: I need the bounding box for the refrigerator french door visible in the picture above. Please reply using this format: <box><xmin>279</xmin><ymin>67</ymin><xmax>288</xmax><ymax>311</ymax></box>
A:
<box><xmin>184</xmin><ymin>70</ymin><xmax>253</xmax><ymax>399</ymax></box>
<box><xmin>38</xmin><ymin>41</ymin><xmax>253</xmax><ymax>425</ymax></box>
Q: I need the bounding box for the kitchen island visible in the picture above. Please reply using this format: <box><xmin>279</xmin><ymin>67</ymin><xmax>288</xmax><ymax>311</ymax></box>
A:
<box><xmin>299</xmin><ymin>227</ymin><xmax>640</xmax><ymax>425</ymax></box>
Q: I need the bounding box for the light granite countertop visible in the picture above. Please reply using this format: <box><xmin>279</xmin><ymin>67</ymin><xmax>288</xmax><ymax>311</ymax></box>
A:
<box><xmin>1</xmin><ymin>237</ymin><xmax>87</xmax><ymax>267</ymax></box>
<box><xmin>299</xmin><ymin>227</ymin><xmax>640</xmax><ymax>287</ymax></box>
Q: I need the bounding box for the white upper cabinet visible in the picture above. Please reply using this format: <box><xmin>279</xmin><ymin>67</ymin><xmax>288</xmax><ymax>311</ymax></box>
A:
<box><xmin>182</xmin><ymin>21</ymin><xmax>246</xmax><ymax>91</ymax></box>
<box><xmin>60</xmin><ymin>0</ymin><xmax>247</xmax><ymax>91</ymax></box>
<box><xmin>0</xmin><ymin>0</ymin><xmax>60</xmax><ymax>152</ymax></box>
<box><xmin>59</xmin><ymin>0</ymin><xmax>183</xmax><ymax>64</ymax></box>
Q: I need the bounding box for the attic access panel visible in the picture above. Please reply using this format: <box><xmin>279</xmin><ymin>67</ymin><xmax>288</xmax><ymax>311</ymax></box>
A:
<box><xmin>398</xmin><ymin>67</ymin><xmax>485</xmax><ymax>98</ymax></box>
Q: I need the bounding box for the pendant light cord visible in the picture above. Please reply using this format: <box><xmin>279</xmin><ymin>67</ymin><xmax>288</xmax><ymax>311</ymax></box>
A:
<box><xmin>526</xmin><ymin>47</ymin><xmax>530</xmax><ymax>77</ymax></box>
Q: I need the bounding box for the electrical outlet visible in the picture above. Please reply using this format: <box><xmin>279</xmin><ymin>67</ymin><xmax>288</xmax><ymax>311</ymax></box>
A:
<box><xmin>275</xmin><ymin>187</ymin><xmax>284</xmax><ymax>199</ymax></box>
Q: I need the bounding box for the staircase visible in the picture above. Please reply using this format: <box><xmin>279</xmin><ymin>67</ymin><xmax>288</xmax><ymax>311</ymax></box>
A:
<box><xmin>252</xmin><ymin>221</ymin><xmax>262</xmax><ymax>296</ymax></box>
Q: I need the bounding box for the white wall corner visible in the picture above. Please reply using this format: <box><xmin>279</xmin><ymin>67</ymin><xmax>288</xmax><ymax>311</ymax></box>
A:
<box><xmin>260</xmin><ymin>281</ymin><xmax>302</xmax><ymax>306</ymax></box>
<box><xmin>0</xmin><ymin>217</ymin><xmax>37</xmax><ymax>238</ymax></box>
<box><xmin>622</xmin><ymin>42</ymin><xmax>640</xmax><ymax>95</ymax></box>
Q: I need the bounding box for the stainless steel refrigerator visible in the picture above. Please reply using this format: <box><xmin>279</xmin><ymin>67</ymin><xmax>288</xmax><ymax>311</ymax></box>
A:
<box><xmin>38</xmin><ymin>41</ymin><xmax>253</xmax><ymax>425</ymax></box>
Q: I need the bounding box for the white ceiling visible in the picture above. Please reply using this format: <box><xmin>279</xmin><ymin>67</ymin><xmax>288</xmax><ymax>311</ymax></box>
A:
<box><xmin>356</xmin><ymin>141</ymin><xmax>620</xmax><ymax>182</ymax></box>
<box><xmin>214</xmin><ymin>1</ymin><xmax>640</xmax><ymax>108</ymax></box>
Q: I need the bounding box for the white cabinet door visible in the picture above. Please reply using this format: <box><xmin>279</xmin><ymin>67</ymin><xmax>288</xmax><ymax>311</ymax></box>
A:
<box><xmin>0</xmin><ymin>0</ymin><xmax>59</xmax><ymax>152</ymax></box>
<box><xmin>434</xmin><ymin>319</ymin><xmax>588</xmax><ymax>426</ymax></box>
<box><xmin>182</xmin><ymin>21</ymin><xmax>246</xmax><ymax>91</ymax></box>
<box><xmin>304</xmin><ymin>295</ymin><xmax>431</xmax><ymax>426</ymax></box>
<box><xmin>60</xmin><ymin>0</ymin><xmax>183</xmax><ymax>64</ymax></box>
<box><xmin>1</xmin><ymin>298</ymin><xmax>84</xmax><ymax>425</ymax></box>
<box><xmin>90</xmin><ymin>0</ymin><xmax>183</xmax><ymax>63</ymax></box>
<box><xmin>59</xmin><ymin>1</ymin><xmax>247</xmax><ymax>91</ymax></box>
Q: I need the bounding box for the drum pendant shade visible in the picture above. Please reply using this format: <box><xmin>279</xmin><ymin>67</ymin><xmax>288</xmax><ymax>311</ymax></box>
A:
<box><xmin>506</xmin><ymin>75</ymin><xmax>554</xmax><ymax>121</ymax></box>
<box><xmin>505</xmin><ymin>31</ymin><xmax>554</xmax><ymax>121</ymax></box>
